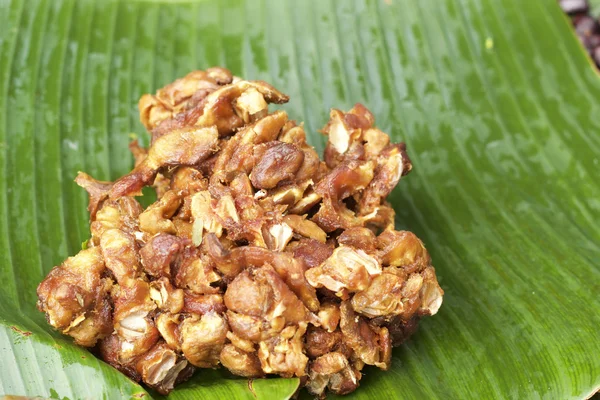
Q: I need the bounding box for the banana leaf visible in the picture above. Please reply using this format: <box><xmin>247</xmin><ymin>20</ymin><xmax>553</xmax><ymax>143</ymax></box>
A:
<box><xmin>0</xmin><ymin>0</ymin><xmax>598</xmax><ymax>399</ymax></box>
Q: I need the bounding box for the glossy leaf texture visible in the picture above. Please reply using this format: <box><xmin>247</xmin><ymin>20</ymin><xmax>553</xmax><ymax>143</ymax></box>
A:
<box><xmin>0</xmin><ymin>0</ymin><xmax>598</xmax><ymax>399</ymax></box>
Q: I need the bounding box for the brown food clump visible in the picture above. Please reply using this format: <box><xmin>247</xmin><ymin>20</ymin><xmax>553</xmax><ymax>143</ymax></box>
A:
<box><xmin>36</xmin><ymin>67</ymin><xmax>443</xmax><ymax>397</ymax></box>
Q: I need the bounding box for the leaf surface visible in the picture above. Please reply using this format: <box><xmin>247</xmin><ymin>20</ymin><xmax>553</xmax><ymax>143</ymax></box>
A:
<box><xmin>0</xmin><ymin>0</ymin><xmax>598</xmax><ymax>399</ymax></box>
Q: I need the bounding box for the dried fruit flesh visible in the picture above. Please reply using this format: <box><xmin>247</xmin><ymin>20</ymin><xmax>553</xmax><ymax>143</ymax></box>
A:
<box><xmin>37</xmin><ymin>68</ymin><xmax>443</xmax><ymax>396</ymax></box>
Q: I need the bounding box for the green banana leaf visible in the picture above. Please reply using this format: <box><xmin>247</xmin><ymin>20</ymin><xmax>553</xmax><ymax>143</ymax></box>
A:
<box><xmin>1</xmin><ymin>0</ymin><xmax>598</xmax><ymax>399</ymax></box>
